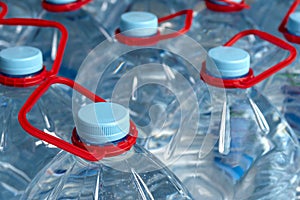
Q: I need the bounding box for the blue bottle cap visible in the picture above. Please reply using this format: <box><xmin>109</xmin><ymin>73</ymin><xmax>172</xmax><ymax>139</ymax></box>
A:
<box><xmin>206</xmin><ymin>46</ymin><xmax>250</xmax><ymax>79</ymax></box>
<box><xmin>287</xmin><ymin>12</ymin><xmax>300</xmax><ymax>36</ymax></box>
<box><xmin>120</xmin><ymin>11</ymin><xmax>158</xmax><ymax>37</ymax></box>
<box><xmin>0</xmin><ymin>46</ymin><xmax>43</xmax><ymax>76</ymax></box>
<box><xmin>45</xmin><ymin>0</ymin><xmax>77</xmax><ymax>4</ymax></box>
<box><xmin>76</xmin><ymin>102</ymin><xmax>130</xmax><ymax>145</ymax></box>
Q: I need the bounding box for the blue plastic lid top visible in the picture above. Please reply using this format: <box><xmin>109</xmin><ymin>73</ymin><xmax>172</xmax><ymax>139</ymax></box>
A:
<box><xmin>76</xmin><ymin>102</ymin><xmax>130</xmax><ymax>145</ymax></box>
<box><xmin>45</xmin><ymin>0</ymin><xmax>77</xmax><ymax>4</ymax></box>
<box><xmin>287</xmin><ymin>12</ymin><xmax>300</xmax><ymax>36</ymax></box>
<box><xmin>120</xmin><ymin>11</ymin><xmax>158</xmax><ymax>37</ymax></box>
<box><xmin>206</xmin><ymin>46</ymin><xmax>250</xmax><ymax>79</ymax></box>
<box><xmin>0</xmin><ymin>46</ymin><xmax>43</xmax><ymax>76</ymax></box>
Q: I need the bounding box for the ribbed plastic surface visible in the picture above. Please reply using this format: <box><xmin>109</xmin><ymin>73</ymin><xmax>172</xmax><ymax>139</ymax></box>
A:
<box><xmin>206</xmin><ymin>46</ymin><xmax>250</xmax><ymax>78</ymax></box>
<box><xmin>76</xmin><ymin>102</ymin><xmax>130</xmax><ymax>144</ymax></box>
<box><xmin>120</xmin><ymin>11</ymin><xmax>158</xmax><ymax>37</ymax></box>
<box><xmin>0</xmin><ymin>46</ymin><xmax>43</xmax><ymax>76</ymax></box>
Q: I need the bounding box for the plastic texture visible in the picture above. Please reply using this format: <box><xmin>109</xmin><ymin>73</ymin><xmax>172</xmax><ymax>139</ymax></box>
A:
<box><xmin>77</xmin><ymin>103</ymin><xmax>130</xmax><ymax>144</ymax></box>
<box><xmin>115</xmin><ymin>9</ymin><xmax>193</xmax><ymax>46</ymax></box>
<box><xmin>21</xmin><ymin>144</ymin><xmax>193</xmax><ymax>200</ymax></box>
<box><xmin>206</xmin><ymin>46</ymin><xmax>250</xmax><ymax>78</ymax></box>
<box><xmin>0</xmin><ymin>46</ymin><xmax>43</xmax><ymax>76</ymax></box>
<box><xmin>279</xmin><ymin>0</ymin><xmax>300</xmax><ymax>44</ymax></box>
<box><xmin>120</xmin><ymin>11</ymin><xmax>158</xmax><ymax>37</ymax></box>
<box><xmin>200</xmin><ymin>29</ymin><xmax>297</xmax><ymax>88</ymax></box>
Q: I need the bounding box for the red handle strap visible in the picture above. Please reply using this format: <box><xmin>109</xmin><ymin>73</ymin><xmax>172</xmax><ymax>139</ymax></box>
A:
<box><xmin>42</xmin><ymin>0</ymin><xmax>92</xmax><ymax>12</ymax></box>
<box><xmin>201</xmin><ymin>29</ymin><xmax>297</xmax><ymax>89</ymax></box>
<box><xmin>0</xmin><ymin>18</ymin><xmax>68</xmax><ymax>87</ymax></box>
<box><xmin>115</xmin><ymin>9</ymin><xmax>193</xmax><ymax>46</ymax></box>
<box><xmin>18</xmin><ymin>76</ymin><xmax>138</xmax><ymax>161</ymax></box>
<box><xmin>278</xmin><ymin>0</ymin><xmax>300</xmax><ymax>43</ymax></box>
<box><xmin>0</xmin><ymin>1</ymin><xmax>8</xmax><ymax>18</ymax></box>
<box><xmin>205</xmin><ymin>0</ymin><xmax>250</xmax><ymax>12</ymax></box>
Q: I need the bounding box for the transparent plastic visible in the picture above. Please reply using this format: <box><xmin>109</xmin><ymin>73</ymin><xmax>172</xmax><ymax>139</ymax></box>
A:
<box><xmin>0</xmin><ymin>1</ymin><xmax>37</xmax><ymax>50</ymax></box>
<box><xmin>83</xmin><ymin>0</ymin><xmax>133</xmax><ymax>34</ymax></box>
<box><xmin>246</xmin><ymin>0</ymin><xmax>293</xmax><ymax>38</ymax></box>
<box><xmin>171</xmin><ymin>86</ymin><xmax>300</xmax><ymax>199</ymax></box>
<box><xmin>24</xmin><ymin>4</ymin><xmax>110</xmax><ymax>80</ymax></box>
<box><xmin>188</xmin><ymin>1</ymin><xmax>257</xmax><ymax>50</ymax></box>
<box><xmin>21</xmin><ymin>144</ymin><xmax>193</xmax><ymax>199</ymax></box>
<box><xmin>74</xmin><ymin>28</ymin><xmax>300</xmax><ymax>199</ymax></box>
<box><xmin>0</xmin><ymin>83</ymin><xmax>74</xmax><ymax>199</ymax></box>
<box><xmin>261</xmin><ymin>44</ymin><xmax>300</xmax><ymax>134</ymax></box>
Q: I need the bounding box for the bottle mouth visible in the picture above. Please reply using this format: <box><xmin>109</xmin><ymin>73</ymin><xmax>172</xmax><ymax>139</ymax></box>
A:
<box><xmin>71</xmin><ymin>121</ymin><xmax>138</xmax><ymax>160</ymax></box>
<box><xmin>0</xmin><ymin>46</ymin><xmax>48</xmax><ymax>87</ymax></box>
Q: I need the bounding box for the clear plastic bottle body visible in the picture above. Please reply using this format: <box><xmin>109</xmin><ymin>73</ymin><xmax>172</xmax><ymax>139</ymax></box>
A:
<box><xmin>169</xmin><ymin>86</ymin><xmax>300</xmax><ymax>199</ymax></box>
<box><xmin>0</xmin><ymin>0</ymin><xmax>37</xmax><ymax>50</ymax></box>
<box><xmin>74</xmin><ymin>34</ymin><xmax>207</xmax><ymax>164</ymax></box>
<box><xmin>0</xmin><ymin>82</ymin><xmax>75</xmax><ymax>199</ymax></box>
<box><xmin>245</xmin><ymin>0</ymin><xmax>293</xmax><ymax>38</ymax></box>
<box><xmin>26</xmin><ymin>7</ymin><xmax>109</xmax><ymax>79</ymax></box>
<box><xmin>21</xmin><ymin>145</ymin><xmax>193</xmax><ymax>200</ymax></box>
<box><xmin>261</xmin><ymin>45</ymin><xmax>300</xmax><ymax>138</ymax></box>
<box><xmin>83</xmin><ymin>0</ymin><xmax>133</xmax><ymax>34</ymax></box>
<box><xmin>189</xmin><ymin>4</ymin><xmax>257</xmax><ymax>50</ymax></box>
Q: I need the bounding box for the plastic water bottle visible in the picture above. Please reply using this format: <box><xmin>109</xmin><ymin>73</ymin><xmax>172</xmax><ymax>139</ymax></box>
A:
<box><xmin>190</xmin><ymin>45</ymin><xmax>299</xmax><ymax>199</ymax></box>
<box><xmin>260</xmin><ymin>4</ymin><xmax>300</xmax><ymax>144</ymax></box>
<box><xmin>246</xmin><ymin>0</ymin><xmax>293</xmax><ymax>38</ymax></box>
<box><xmin>0</xmin><ymin>45</ymin><xmax>75</xmax><ymax>199</ymax></box>
<box><xmin>188</xmin><ymin>0</ymin><xmax>257</xmax><ymax>50</ymax></box>
<box><xmin>0</xmin><ymin>1</ymin><xmax>37</xmax><ymax>50</ymax></box>
<box><xmin>127</xmin><ymin>0</ymin><xmax>180</xmax><ymax>17</ymax></box>
<box><xmin>25</xmin><ymin>0</ymin><xmax>110</xmax><ymax>80</ymax></box>
<box><xmin>74</xmin><ymin>10</ymin><xmax>206</xmax><ymax>165</ymax></box>
<box><xmin>21</xmin><ymin>102</ymin><xmax>193</xmax><ymax>199</ymax></box>
<box><xmin>82</xmin><ymin>0</ymin><xmax>133</xmax><ymax>34</ymax></box>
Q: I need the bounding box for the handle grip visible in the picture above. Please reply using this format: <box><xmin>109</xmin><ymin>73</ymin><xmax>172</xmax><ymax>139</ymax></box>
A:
<box><xmin>205</xmin><ymin>0</ymin><xmax>250</xmax><ymax>12</ymax></box>
<box><xmin>201</xmin><ymin>29</ymin><xmax>297</xmax><ymax>88</ymax></box>
<box><xmin>278</xmin><ymin>0</ymin><xmax>300</xmax><ymax>43</ymax></box>
<box><xmin>0</xmin><ymin>1</ymin><xmax>8</xmax><ymax>18</ymax></box>
<box><xmin>18</xmin><ymin>76</ymin><xmax>137</xmax><ymax>161</ymax></box>
<box><xmin>0</xmin><ymin>18</ymin><xmax>68</xmax><ymax>87</ymax></box>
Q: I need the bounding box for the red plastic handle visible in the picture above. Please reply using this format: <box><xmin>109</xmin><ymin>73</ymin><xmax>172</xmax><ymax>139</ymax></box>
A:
<box><xmin>201</xmin><ymin>29</ymin><xmax>297</xmax><ymax>89</ymax></box>
<box><xmin>0</xmin><ymin>18</ymin><xmax>68</xmax><ymax>87</ymax></box>
<box><xmin>18</xmin><ymin>76</ymin><xmax>137</xmax><ymax>161</ymax></box>
<box><xmin>42</xmin><ymin>0</ymin><xmax>92</xmax><ymax>12</ymax></box>
<box><xmin>278</xmin><ymin>0</ymin><xmax>300</xmax><ymax>43</ymax></box>
<box><xmin>115</xmin><ymin>9</ymin><xmax>193</xmax><ymax>46</ymax></box>
<box><xmin>205</xmin><ymin>0</ymin><xmax>250</xmax><ymax>12</ymax></box>
<box><xmin>0</xmin><ymin>1</ymin><xmax>8</xmax><ymax>18</ymax></box>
